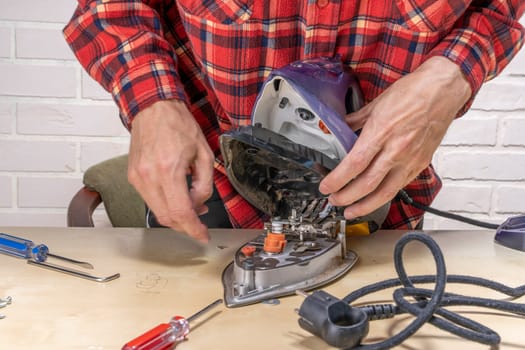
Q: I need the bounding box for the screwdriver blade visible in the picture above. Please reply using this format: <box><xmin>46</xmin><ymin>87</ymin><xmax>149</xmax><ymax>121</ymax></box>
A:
<box><xmin>187</xmin><ymin>299</ymin><xmax>223</xmax><ymax>323</ymax></box>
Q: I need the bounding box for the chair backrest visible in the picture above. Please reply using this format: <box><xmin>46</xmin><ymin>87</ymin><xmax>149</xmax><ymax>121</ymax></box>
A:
<box><xmin>67</xmin><ymin>154</ymin><xmax>146</xmax><ymax>227</ymax></box>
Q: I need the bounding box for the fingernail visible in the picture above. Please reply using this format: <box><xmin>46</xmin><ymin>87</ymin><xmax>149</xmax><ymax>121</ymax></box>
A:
<box><xmin>319</xmin><ymin>182</ymin><xmax>329</xmax><ymax>195</ymax></box>
<box><xmin>344</xmin><ymin>208</ymin><xmax>356</xmax><ymax>220</ymax></box>
<box><xmin>198</xmin><ymin>226</ymin><xmax>210</xmax><ymax>243</ymax></box>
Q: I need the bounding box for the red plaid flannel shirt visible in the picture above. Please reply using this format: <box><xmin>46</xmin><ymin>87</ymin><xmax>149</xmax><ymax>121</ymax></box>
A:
<box><xmin>64</xmin><ymin>0</ymin><xmax>524</xmax><ymax>229</ymax></box>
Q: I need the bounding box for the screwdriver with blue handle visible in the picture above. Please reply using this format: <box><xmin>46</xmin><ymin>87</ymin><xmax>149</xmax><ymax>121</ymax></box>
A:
<box><xmin>0</xmin><ymin>232</ymin><xmax>93</xmax><ymax>269</ymax></box>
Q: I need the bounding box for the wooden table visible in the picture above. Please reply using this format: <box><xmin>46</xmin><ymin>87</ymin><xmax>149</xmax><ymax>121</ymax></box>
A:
<box><xmin>1</xmin><ymin>227</ymin><xmax>524</xmax><ymax>349</ymax></box>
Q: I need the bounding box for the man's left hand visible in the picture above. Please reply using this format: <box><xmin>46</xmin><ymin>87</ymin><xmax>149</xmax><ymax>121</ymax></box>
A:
<box><xmin>319</xmin><ymin>56</ymin><xmax>472</xmax><ymax>220</ymax></box>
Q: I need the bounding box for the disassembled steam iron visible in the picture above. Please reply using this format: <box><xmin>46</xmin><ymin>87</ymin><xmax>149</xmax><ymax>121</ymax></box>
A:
<box><xmin>221</xmin><ymin>214</ymin><xmax>357</xmax><ymax>308</ymax></box>
<box><xmin>219</xmin><ymin>57</ymin><xmax>389</xmax><ymax>307</ymax></box>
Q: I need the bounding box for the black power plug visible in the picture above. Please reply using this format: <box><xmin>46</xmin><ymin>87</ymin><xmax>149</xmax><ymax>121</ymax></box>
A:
<box><xmin>297</xmin><ymin>290</ymin><xmax>369</xmax><ymax>348</ymax></box>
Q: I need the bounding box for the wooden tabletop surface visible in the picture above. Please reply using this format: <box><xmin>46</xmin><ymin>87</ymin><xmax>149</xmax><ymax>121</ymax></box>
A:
<box><xmin>1</xmin><ymin>227</ymin><xmax>524</xmax><ymax>350</ymax></box>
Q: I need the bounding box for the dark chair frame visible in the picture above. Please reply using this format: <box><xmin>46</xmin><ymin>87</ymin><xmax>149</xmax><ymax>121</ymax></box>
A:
<box><xmin>67</xmin><ymin>187</ymin><xmax>102</xmax><ymax>227</ymax></box>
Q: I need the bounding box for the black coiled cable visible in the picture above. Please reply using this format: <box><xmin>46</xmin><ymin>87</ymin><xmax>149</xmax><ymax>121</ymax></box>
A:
<box><xmin>297</xmin><ymin>233</ymin><xmax>525</xmax><ymax>349</ymax></box>
<box><xmin>345</xmin><ymin>233</ymin><xmax>525</xmax><ymax>349</ymax></box>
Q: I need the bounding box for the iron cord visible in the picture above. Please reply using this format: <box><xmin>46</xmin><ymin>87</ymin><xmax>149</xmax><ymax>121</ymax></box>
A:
<box><xmin>297</xmin><ymin>233</ymin><xmax>525</xmax><ymax>349</ymax></box>
<box><xmin>397</xmin><ymin>190</ymin><xmax>500</xmax><ymax>230</ymax></box>
<box><xmin>346</xmin><ymin>233</ymin><xmax>525</xmax><ymax>349</ymax></box>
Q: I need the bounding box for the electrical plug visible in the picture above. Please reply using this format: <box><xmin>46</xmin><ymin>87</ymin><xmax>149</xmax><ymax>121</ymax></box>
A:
<box><xmin>296</xmin><ymin>290</ymin><xmax>398</xmax><ymax>348</ymax></box>
<box><xmin>296</xmin><ymin>290</ymin><xmax>369</xmax><ymax>348</ymax></box>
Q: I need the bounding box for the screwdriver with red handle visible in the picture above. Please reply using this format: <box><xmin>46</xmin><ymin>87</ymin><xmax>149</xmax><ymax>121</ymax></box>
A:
<box><xmin>122</xmin><ymin>299</ymin><xmax>223</xmax><ymax>350</ymax></box>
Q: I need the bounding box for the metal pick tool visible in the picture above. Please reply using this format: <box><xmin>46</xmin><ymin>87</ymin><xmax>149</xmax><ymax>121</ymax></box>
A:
<box><xmin>0</xmin><ymin>233</ymin><xmax>120</xmax><ymax>283</ymax></box>
<box><xmin>0</xmin><ymin>296</ymin><xmax>12</xmax><ymax>319</ymax></box>
<box><xmin>27</xmin><ymin>260</ymin><xmax>120</xmax><ymax>282</ymax></box>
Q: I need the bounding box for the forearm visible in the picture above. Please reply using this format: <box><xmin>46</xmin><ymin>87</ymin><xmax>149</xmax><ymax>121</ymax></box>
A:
<box><xmin>63</xmin><ymin>0</ymin><xmax>186</xmax><ymax>128</ymax></box>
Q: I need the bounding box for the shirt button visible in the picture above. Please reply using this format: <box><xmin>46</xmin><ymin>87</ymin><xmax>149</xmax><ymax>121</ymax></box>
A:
<box><xmin>317</xmin><ymin>0</ymin><xmax>329</xmax><ymax>8</ymax></box>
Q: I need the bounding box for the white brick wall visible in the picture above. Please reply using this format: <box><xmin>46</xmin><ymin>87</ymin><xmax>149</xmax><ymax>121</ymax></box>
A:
<box><xmin>0</xmin><ymin>3</ymin><xmax>523</xmax><ymax>230</ymax></box>
<box><xmin>0</xmin><ymin>1</ymin><xmax>129</xmax><ymax>227</ymax></box>
<box><xmin>0</xmin><ymin>0</ymin><xmax>76</xmax><ymax>23</ymax></box>
<box><xmin>0</xmin><ymin>175</ymin><xmax>12</xmax><ymax>208</ymax></box>
<box><xmin>16</xmin><ymin>27</ymin><xmax>75</xmax><ymax>60</ymax></box>
<box><xmin>0</xmin><ymin>102</ymin><xmax>14</xmax><ymax>133</ymax></box>
<box><xmin>0</xmin><ymin>27</ymin><xmax>10</xmax><ymax>58</ymax></box>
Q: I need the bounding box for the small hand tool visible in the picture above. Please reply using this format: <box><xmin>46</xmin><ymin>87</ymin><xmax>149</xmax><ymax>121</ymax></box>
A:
<box><xmin>0</xmin><ymin>296</ymin><xmax>12</xmax><ymax>319</ymax></box>
<box><xmin>122</xmin><ymin>299</ymin><xmax>223</xmax><ymax>350</ymax></box>
<box><xmin>0</xmin><ymin>232</ymin><xmax>120</xmax><ymax>283</ymax></box>
<box><xmin>0</xmin><ymin>296</ymin><xmax>12</xmax><ymax>308</ymax></box>
<box><xmin>0</xmin><ymin>232</ymin><xmax>93</xmax><ymax>268</ymax></box>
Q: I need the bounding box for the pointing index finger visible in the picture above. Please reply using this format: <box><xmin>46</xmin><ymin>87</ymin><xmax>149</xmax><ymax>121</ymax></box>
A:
<box><xmin>161</xmin><ymin>167</ymin><xmax>210</xmax><ymax>242</ymax></box>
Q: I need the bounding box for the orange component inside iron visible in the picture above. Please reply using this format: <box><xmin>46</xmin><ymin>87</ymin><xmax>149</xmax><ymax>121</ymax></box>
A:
<box><xmin>263</xmin><ymin>232</ymin><xmax>287</xmax><ymax>253</ymax></box>
<box><xmin>241</xmin><ymin>245</ymin><xmax>256</xmax><ymax>257</ymax></box>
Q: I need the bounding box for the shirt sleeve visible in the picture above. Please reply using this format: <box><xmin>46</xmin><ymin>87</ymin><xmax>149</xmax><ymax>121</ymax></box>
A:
<box><xmin>63</xmin><ymin>0</ymin><xmax>187</xmax><ymax>129</ymax></box>
<box><xmin>427</xmin><ymin>0</ymin><xmax>525</xmax><ymax>113</ymax></box>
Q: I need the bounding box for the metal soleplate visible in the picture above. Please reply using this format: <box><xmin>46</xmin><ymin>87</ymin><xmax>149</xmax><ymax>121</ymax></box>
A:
<box><xmin>222</xmin><ymin>248</ymin><xmax>357</xmax><ymax>308</ymax></box>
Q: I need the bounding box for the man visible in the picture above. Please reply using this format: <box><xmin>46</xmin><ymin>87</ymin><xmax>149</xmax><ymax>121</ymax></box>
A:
<box><xmin>64</xmin><ymin>1</ymin><xmax>524</xmax><ymax>242</ymax></box>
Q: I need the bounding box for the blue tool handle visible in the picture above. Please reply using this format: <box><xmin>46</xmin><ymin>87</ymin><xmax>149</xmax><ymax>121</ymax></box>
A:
<box><xmin>0</xmin><ymin>233</ymin><xmax>49</xmax><ymax>262</ymax></box>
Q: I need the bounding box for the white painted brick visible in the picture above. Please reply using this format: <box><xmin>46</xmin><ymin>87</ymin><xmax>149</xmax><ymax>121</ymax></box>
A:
<box><xmin>0</xmin><ymin>176</ymin><xmax>12</xmax><ymax>208</ymax></box>
<box><xmin>421</xmin><ymin>214</ymin><xmax>435</xmax><ymax>230</ymax></box>
<box><xmin>93</xmin><ymin>209</ymin><xmax>112</xmax><ymax>227</ymax></box>
<box><xmin>500</xmin><ymin>17</ymin><xmax>525</xmax><ymax>76</ymax></box>
<box><xmin>441</xmin><ymin>111</ymin><xmax>497</xmax><ymax>146</ymax></box>
<box><xmin>17</xmin><ymin>103</ymin><xmax>129</xmax><ymax>137</ymax></box>
<box><xmin>437</xmin><ymin>151</ymin><xmax>525</xmax><ymax>180</ymax></box>
<box><xmin>80</xmin><ymin>142</ymin><xmax>129</xmax><ymax>171</ymax></box>
<box><xmin>18</xmin><ymin>177</ymin><xmax>82</xmax><ymax>208</ymax></box>
<box><xmin>495</xmin><ymin>185</ymin><xmax>525</xmax><ymax>213</ymax></box>
<box><xmin>431</xmin><ymin>183</ymin><xmax>492</xmax><ymax>213</ymax></box>
<box><xmin>0</xmin><ymin>27</ymin><xmax>10</xmax><ymax>58</ymax></box>
<box><xmin>471</xmin><ymin>78</ymin><xmax>525</xmax><ymax>110</ymax></box>
<box><xmin>0</xmin><ymin>140</ymin><xmax>76</xmax><ymax>172</ymax></box>
<box><xmin>501</xmin><ymin>116</ymin><xmax>525</xmax><ymax>146</ymax></box>
<box><xmin>82</xmin><ymin>71</ymin><xmax>113</xmax><ymax>100</ymax></box>
<box><xmin>0</xmin><ymin>211</ymin><xmax>66</xmax><ymax>226</ymax></box>
<box><xmin>504</xmin><ymin>46</ymin><xmax>525</xmax><ymax>76</ymax></box>
<box><xmin>0</xmin><ymin>63</ymin><xmax>76</xmax><ymax>98</ymax></box>
<box><xmin>424</xmin><ymin>214</ymin><xmax>502</xmax><ymax>230</ymax></box>
<box><xmin>0</xmin><ymin>102</ymin><xmax>14</xmax><ymax>134</ymax></box>
<box><xmin>0</xmin><ymin>0</ymin><xmax>77</xmax><ymax>23</ymax></box>
<box><xmin>16</xmin><ymin>28</ymin><xmax>75</xmax><ymax>60</ymax></box>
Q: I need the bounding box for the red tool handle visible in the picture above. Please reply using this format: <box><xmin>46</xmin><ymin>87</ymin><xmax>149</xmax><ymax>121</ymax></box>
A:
<box><xmin>122</xmin><ymin>299</ymin><xmax>222</xmax><ymax>350</ymax></box>
<box><xmin>122</xmin><ymin>317</ymin><xmax>189</xmax><ymax>350</ymax></box>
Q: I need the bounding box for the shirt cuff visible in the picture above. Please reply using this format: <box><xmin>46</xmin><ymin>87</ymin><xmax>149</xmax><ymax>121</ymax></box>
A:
<box><xmin>426</xmin><ymin>28</ymin><xmax>491</xmax><ymax>116</ymax></box>
<box><xmin>110</xmin><ymin>59</ymin><xmax>187</xmax><ymax>129</ymax></box>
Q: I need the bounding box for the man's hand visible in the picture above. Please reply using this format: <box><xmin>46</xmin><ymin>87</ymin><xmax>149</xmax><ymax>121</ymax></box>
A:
<box><xmin>128</xmin><ymin>100</ymin><xmax>214</xmax><ymax>242</ymax></box>
<box><xmin>319</xmin><ymin>56</ymin><xmax>472</xmax><ymax>220</ymax></box>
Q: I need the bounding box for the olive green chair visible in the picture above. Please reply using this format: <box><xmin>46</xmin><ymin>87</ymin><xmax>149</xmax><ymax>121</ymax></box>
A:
<box><xmin>67</xmin><ymin>154</ymin><xmax>146</xmax><ymax>227</ymax></box>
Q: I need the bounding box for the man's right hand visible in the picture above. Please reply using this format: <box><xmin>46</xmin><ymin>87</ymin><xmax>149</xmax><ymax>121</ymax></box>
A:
<box><xmin>128</xmin><ymin>100</ymin><xmax>215</xmax><ymax>243</ymax></box>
